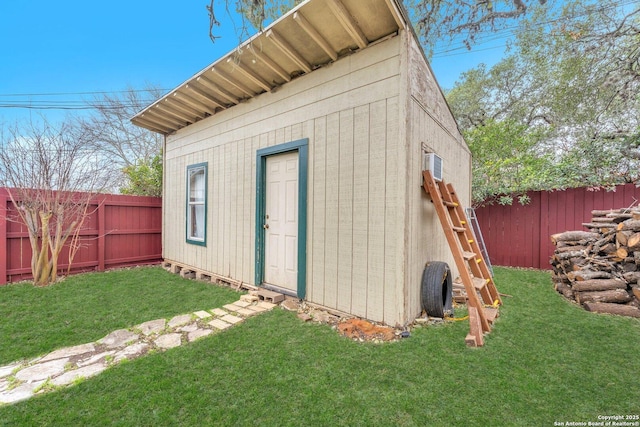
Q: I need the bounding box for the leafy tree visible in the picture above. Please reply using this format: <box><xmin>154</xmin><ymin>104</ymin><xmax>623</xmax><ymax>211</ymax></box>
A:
<box><xmin>465</xmin><ymin>119</ymin><xmax>557</xmax><ymax>206</ymax></box>
<box><xmin>121</xmin><ymin>153</ymin><xmax>163</xmax><ymax>197</ymax></box>
<box><xmin>448</xmin><ymin>0</ymin><xmax>640</xmax><ymax>204</ymax></box>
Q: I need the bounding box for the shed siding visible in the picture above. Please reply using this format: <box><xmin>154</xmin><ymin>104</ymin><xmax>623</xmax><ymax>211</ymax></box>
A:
<box><xmin>164</xmin><ymin>35</ymin><xmax>406</xmax><ymax>324</ymax></box>
<box><xmin>404</xmin><ymin>34</ymin><xmax>471</xmax><ymax>320</ymax></box>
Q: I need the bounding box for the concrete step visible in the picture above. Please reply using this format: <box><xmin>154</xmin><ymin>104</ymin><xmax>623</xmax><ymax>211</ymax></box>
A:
<box><xmin>256</xmin><ymin>289</ymin><xmax>285</xmax><ymax>304</ymax></box>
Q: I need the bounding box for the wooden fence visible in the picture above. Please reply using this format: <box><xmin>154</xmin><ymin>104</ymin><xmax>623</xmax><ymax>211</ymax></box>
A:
<box><xmin>0</xmin><ymin>188</ymin><xmax>162</xmax><ymax>284</ymax></box>
<box><xmin>475</xmin><ymin>184</ymin><xmax>640</xmax><ymax>270</ymax></box>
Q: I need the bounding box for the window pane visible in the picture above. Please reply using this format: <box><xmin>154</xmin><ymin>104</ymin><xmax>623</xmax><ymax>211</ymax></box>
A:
<box><xmin>190</xmin><ymin>204</ymin><xmax>205</xmax><ymax>240</ymax></box>
<box><xmin>189</xmin><ymin>169</ymin><xmax>205</xmax><ymax>202</ymax></box>
<box><xmin>187</xmin><ymin>164</ymin><xmax>207</xmax><ymax>244</ymax></box>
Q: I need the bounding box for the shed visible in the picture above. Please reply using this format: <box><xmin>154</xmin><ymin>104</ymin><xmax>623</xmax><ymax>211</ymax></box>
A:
<box><xmin>132</xmin><ymin>0</ymin><xmax>471</xmax><ymax>327</ymax></box>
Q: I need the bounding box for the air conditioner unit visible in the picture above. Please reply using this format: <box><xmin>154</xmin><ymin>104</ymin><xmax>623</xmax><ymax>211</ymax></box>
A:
<box><xmin>423</xmin><ymin>152</ymin><xmax>443</xmax><ymax>182</ymax></box>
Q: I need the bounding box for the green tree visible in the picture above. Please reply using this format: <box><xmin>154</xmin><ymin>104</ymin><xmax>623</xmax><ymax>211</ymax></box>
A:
<box><xmin>120</xmin><ymin>153</ymin><xmax>163</xmax><ymax>197</ymax></box>
<box><xmin>465</xmin><ymin>119</ymin><xmax>556</xmax><ymax>206</ymax></box>
<box><xmin>447</xmin><ymin>0</ymin><xmax>640</xmax><ymax>204</ymax></box>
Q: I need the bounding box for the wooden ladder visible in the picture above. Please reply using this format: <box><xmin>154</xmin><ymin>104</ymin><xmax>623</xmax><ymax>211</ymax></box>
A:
<box><xmin>422</xmin><ymin>170</ymin><xmax>502</xmax><ymax>347</ymax></box>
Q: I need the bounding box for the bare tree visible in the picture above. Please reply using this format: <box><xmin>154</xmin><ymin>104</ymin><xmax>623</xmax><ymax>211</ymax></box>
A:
<box><xmin>0</xmin><ymin>118</ymin><xmax>115</xmax><ymax>286</ymax></box>
<box><xmin>72</xmin><ymin>85</ymin><xmax>164</xmax><ymax>189</ymax></box>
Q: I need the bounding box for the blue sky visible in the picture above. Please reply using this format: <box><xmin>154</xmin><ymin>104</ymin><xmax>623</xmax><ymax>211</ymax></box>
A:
<box><xmin>0</xmin><ymin>0</ymin><xmax>507</xmax><ymax>125</ymax></box>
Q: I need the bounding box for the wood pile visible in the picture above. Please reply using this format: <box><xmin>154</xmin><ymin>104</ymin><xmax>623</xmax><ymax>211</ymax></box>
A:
<box><xmin>550</xmin><ymin>208</ymin><xmax>640</xmax><ymax>318</ymax></box>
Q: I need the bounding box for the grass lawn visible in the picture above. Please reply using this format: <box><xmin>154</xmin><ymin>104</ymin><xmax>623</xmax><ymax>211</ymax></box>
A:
<box><xmin>1</xmin><ymin>266</ymin><xmax>639</xmax><ymax>426</ymax></box>
<box><xmin>0</xmin><ymin>266</ymin><xmax>240</xmax><ymax>365</ymax></box>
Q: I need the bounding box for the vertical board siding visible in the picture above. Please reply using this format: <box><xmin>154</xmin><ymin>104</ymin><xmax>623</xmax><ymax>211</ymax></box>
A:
<box><xmin>351</xmin><ymin>105</ymin><xmax>370</xmax><ymax>318</ymax></box>
<box><xmin>404</xmin><ymin>30</ymin><xmax>472</xmax><ymax>323</ymax></box>
<box><xmin>323</xmin><ymin>112</ymin><xmax>340</xmax><ymax>310</ymax></box>
<box><xmin>476</xmin><ymin>184</ymin><xmax>640</xmax><ymax>270</ymax></box>
<box><xmin>311</xmin><ymin>117</ymin><xmax>327</xmax><ymax>305</ymax></box>
<box><xmin>367</xmin><ymin>100</ymin><xmax>387</xmax><ymax>322</ymax></box>
<box><xmin>0</xmin><ymin>189</ymin><xmax>162</xmax><ymax>285</ymax></box>
<box><xmin>384</xmin><ymin>96</ymin><xmax>402</xmax><ymax>324</ymax></box>
<box><xmin>337</xmin><ymin>109</ymin><xmax>354</xmax><ymax>314</ymax></box>
<box><xmin>161</xmin><ymin>35</ymin><xmax>451</xmax><ymax>324</ymax></box>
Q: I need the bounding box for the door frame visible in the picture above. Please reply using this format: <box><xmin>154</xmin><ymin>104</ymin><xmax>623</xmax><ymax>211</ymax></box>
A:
<box><xmin>255</xmin><ymin>138</ymin><xmax>308</xmax><ymax>298</ymax></box>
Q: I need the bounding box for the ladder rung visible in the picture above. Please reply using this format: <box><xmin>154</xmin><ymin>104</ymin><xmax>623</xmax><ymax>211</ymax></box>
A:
<box><xmin>443</xmin><ymin>201</ymin><xmax>458</xmax><ymax>207</ymax></box>
<box><xmin>452</xmin><ymin>226</ymin><xmax>465</xmax><ymax>232</ymax></box>
<box><xmin>472</xmin><ymin>277</ymin><xmax>489</xmax><ymax>290</ymax></box>
<box><xmin>484</xmin><ymin>307</ymin><xmax>499</xmax><ymax>324</ymax></box>
<box><xmin>463</xmin><ymin>251</ymin><xmax>477</xmax><ymax>260</ymax></box>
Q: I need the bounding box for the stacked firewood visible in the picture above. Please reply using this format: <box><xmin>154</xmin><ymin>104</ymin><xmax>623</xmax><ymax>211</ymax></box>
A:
<box><xmin>550</xmin><ymin>208</ymin><xmax>640</xmax><ymax>318</ymax></box>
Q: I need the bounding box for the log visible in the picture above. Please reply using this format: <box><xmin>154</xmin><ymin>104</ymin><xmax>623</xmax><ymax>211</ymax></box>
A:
<box><xmin>592</xmin><ymin>209</ymin><xmax>620</xmax><ymax>216</ymax></box>
<box><xmin>555</xmin><ymin>245</ymin><xmax>588</xmax><ymax>253</ymax></box>
<box><xmin>622</xmin><ymin>261</ymin><xmax>637</xmax><ymax>273</ymax></box>
<box><xmin>553</xmin><ymin>250</ymin><xmax>587</xmax><ymax>261</ymax></box>
<box><xmin>571</xmin><ymin>279</ymin><xmax>628</xmax><ymax>292</ymax></box>
<box><xmin>576</xmin><ymin>289</ymin><xmax>632</xmax><ymax>304</ymax></box>
<box><xmin>627</xmin><ymin>232</ymin><xmax>640</xmax><ymax>250</ymax></box>
<box><xmin>633</xmin><ymin>287</ymin><xmax>640</xmax><ymax>300</ymax></box>
<box><xmin>592</xmin><ymin>216</ymin><xmax>618</xmax><ymax>223</ymax></box>
<box><xmin>583</xmin><ymin>302</ymin><xmax>640</xmax><ymax>318</ymax></box>
<box><xmin>622</xmin><ymin>272</ymin><xmax>640</xmax><ymax>283</ymax></box>
<box><xmin>556</xmin><ymin>281</ymin><xmax>574</xmax><ymax>299</ymax></box>
<box><xmin>616</xmin><ymin>230</ymin><xmax>632</xmax><ymax>246</ymax></box>
<box><xmin>551</xmin><ymin>231</ymin><xmax>599</xmax><ymax>244</ymax></box>
<box><xmin>620</xmin><ymin>219</ymin><xmax>640</xmax><ymax>231</ymax></box>
<box><xmin>582</xmin><ymin>222</ymin><xmax>616</xmax><ymax>231</ymax></box>
<box><xmin>595</xmin><ymin>232</ymin><xmax>616</xmax><ymax>247</ymax></box>
<box><xmin>567</xmin><ymin>270</ymin><xmax>612</xmax><ymax>281</ymax></box>
<box><xmin>607</xmin><ymin>213</ymin><xmax>633</xmax><ymax>223</ymax></box>
<box><xmin>636</xmin><ymin>251</ymin><xmax>640</xmax><ymax>265</ymax></box>
<box><xmin>616</xmin><ymin>247</ymin><xmax>628</xmax><ymax>259</ymax></box>
<box><xmin>598</xmin><ymin>242</ymin><xmax>617</xmax><ymax>254</ymax></box>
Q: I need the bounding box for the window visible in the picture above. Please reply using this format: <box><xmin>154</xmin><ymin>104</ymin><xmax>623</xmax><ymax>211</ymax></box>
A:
<box><xmin>186</xmin><ymin>163</ymin><xmax>207</xmax><ymax>245</ymax></box>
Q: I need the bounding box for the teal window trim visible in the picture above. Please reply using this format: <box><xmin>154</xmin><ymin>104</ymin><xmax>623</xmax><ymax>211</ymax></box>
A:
<box><xmin>255</xmin><ymin>139</ymin><xmax>308</xmax><ymax>299</ymax></box>
<box><xmin>186</xmin><ymin>162</ymin><xmax>208</xmax><ymax>246</ymax></box>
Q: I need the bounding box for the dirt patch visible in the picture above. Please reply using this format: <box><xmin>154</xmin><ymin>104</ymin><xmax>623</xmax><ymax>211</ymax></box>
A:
<box><xmin>288</xmin><ymin>300</ymin><xmax>406</xmax><ymax>342</ymax></box>
<box><xmin>336</xmin><ymin>318</ymin><xmax>397</xmax><ymax>342</ymax></box>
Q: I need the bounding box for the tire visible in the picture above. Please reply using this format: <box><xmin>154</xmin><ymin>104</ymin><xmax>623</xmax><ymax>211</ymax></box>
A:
<box><xmin>421</xmin><ymin>261</ymin><xmax>453</xmax><ymax>318</ymax></box>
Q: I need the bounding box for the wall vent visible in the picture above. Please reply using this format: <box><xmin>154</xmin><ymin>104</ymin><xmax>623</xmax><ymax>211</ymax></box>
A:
<box><xmin>424</xmin><ymin>152</ymin><xmax>443</xmax><ymax>182</ymax></box>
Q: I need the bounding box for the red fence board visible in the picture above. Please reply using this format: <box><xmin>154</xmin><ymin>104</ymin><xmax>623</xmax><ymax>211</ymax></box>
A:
<box><xmin>0</xmin><ymin>188</ymin><xmax>162</xmax><ymax>284</ymax></box>
<box><xmin>476</xmin><ymin>184</ymin><xmax>640</xmax><ymax>270</ymax></box>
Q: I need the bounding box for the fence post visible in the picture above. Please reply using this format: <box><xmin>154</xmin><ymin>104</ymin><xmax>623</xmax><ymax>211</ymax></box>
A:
<box><xmin>0</xmin><ymin>190</ymin><xmax>7</xmax><ymax>285</ymax></box>
<box><xmin>538</xmin><ymin>190</ymin><xmax>549</xmax><ymax>270</ymax></box>
<box><xmin>98</xmin><ymin>201</ymin><xmax>106</xmax><ymax>272</ymax></box>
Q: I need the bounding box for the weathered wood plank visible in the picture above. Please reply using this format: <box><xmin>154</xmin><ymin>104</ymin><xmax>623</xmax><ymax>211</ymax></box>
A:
<box><xmin>351</xmin><ymin>105</ymin><xmax>370</xmax><ymax>318</ymax></box>
<box><xmin>323</xmin><ymin>112</ymin><xmax>340</xmax><ymax>309</ymax></box>
<box><xmin>303</xmin><ymin>119</ymin><xmax>315</xmax><ymax>297</ymax></box>
<box><xmin>337</xmin><ymin>109</ymin><xmax>354</xmax><ymax>314</ymax></box>
<box><xmin>243</xmin><ymin>136</ymin><xmax>255</xmax><ymax>283</ymax></box>
<box><xmin>229</xmin><ymin>141</ymin><xmax>238</xmax><ymax>279</ymax></box>
<box><xmin>223</xmin><ymin>143</ymin><xmax>232</xmax><ymax>276</ymax></box>
<box><xmin>367</xmin><ymin>100</ymin><xmax>387</xmax><ymax>322</ymax></box>
<box><xmin>383</xmin><ymin>96</ymin><xmax>401</xmax><ymax>325</ymax></box>
<box><xmin>311</xmin><ymin>116</ymin><xmax>327</xmax><ymax>304</ymax></box>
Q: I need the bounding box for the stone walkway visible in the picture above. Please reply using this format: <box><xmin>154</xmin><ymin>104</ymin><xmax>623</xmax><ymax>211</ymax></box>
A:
<box><xmin>0</xmin><ymin>295</ymin><xmax>278</xmax><ymax>405</ymax></box>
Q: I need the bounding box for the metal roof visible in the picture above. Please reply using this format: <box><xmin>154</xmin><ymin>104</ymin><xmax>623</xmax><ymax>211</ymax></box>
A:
<box><xmin>131</xmin><ymin>0</ymin><xmax>406</xmax><ymax>135</ymax></box>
